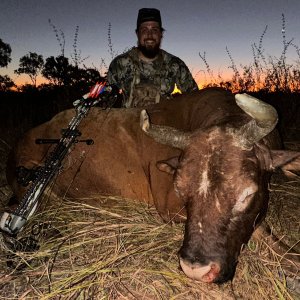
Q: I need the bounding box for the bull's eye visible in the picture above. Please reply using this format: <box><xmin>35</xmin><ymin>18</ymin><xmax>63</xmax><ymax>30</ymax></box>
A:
<box><xmin>233</xmin><ymin>186</ymin><xmax>257</xmax><ymax>213</ymax></box>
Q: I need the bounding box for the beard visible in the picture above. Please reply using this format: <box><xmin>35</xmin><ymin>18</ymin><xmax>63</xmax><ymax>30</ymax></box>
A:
<box><xmin>138</xmin><ymin>42</ymin><xmax>160</xmax><ymax>59</ymax></box>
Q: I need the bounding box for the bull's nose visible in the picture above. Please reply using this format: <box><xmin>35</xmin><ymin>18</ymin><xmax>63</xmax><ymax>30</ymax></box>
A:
<box><xmin>179</xmin><ymin>258</ymin><xmax>220</xmax><ymax>283</ymax></box>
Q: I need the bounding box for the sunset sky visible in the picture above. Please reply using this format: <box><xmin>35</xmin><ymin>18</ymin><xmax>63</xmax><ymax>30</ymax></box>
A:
<box><xmin>1</xmin><ymin>0</ymin><xmax>300</xmax><ymax>87</ymax></box>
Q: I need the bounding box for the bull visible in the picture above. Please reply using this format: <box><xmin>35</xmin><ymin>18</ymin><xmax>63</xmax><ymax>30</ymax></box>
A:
<box><xmin>6</xmin><ymin>88</ymin><xmax>300</xmax><ymax>284</ymax></box>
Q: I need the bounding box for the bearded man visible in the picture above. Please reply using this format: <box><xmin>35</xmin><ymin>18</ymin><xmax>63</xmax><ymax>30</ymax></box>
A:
<box><xmin>107</xmin><ymin>8</ymin><xmax>198</xmax><ymax>108</ymax></box>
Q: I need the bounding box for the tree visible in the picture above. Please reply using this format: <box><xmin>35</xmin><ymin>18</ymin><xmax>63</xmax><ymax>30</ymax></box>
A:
<box><xmin>42</xmin><ymin>55</ymin><xmax>105</xmax><ymax>88</ymax></box>
<box><xmin>0</xmin><ymin>39</ymin><xmax>15</xmax><ymax>91</ymax></box>
<box><xmin>42</xmin><ymin>55</ymin><xmax>74</xmax><ymax>86</ymax></box>
<box><xmin>72</xmin><ymin>67</ymin><xmax>105</xmax><ymax>85</ymax></box>
<box><xmin>0</xmin><ymin>38</ymin><xmax>12</xmax><ymax>67</ymax></box>
<box><xmin>15</xmin><ymin>52</ymin><xmax>44</xmax><ymax>86</ymax></box>
<box><xmin>0</xmin><ymin>75</ymin><xmax>16</xmax><ymax>91</ymax></box>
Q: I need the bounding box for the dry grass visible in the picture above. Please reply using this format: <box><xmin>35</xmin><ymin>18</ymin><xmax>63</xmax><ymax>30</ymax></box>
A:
<box><xmin>0</xmin><ymin>175</ymin><xmax>299</xmax><ymax>300</ymax></box>
<box><xmin>267</xmin><ymin>173</ymin><xmax>300</xmax><ymax>254</ymax></box>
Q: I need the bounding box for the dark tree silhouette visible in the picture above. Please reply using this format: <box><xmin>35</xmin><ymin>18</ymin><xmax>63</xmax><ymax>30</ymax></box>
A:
<box><xmin>42</xmin><ymin>55</ymin><xmax>75</xmax><ymax>86</ymax></box>
<box><xmin>0</xmin><ymin>38</ymin><xmax>15</xmax><ymax>90</ymax></box>
<box><xmin>0</xmin><ymin>38</ymin><xmax>12</xmax><ymax>67</ymax></box>
<box><xmin>42</xmin><ymin>55</ymin><xmax>104</xmax><ymax>88</ymax></box>
<box><xmin>15</xmin><ymin>52</ymin><xmax>44</xmax><ymax>86</ymax></box>
<box><xmin>71</xmin><ymin>67</ymin><xmax>104</xmax><ymax>85</ymax></box>
<box><xmin>0</xmin><ymin>74</ymin><xmax>16</xmax><ymax>91</ymax></box>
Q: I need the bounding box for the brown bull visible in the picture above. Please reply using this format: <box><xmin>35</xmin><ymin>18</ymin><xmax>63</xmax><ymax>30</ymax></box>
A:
<box><xmin>7</xmin><ymin>88</ymin><xmax>300</xmax><ymax>284</ymax></box>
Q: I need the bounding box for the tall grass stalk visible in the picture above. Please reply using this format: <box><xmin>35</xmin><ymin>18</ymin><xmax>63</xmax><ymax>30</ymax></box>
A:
<box><xmin>199</xmin><ymin>14</ymin><xmax>300</xmax><ymax>93</ymax></box>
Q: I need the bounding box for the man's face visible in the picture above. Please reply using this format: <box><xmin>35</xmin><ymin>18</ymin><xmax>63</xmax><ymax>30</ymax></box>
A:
<box><xmin>137</xmin><ymin>21</ymin><xmax>162</xmax><ymax>59</ymax></box>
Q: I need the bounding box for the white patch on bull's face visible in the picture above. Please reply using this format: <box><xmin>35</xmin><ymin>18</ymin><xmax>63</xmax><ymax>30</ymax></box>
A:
<box><xmin>198</xmin><ymin>169</ymin><xmax>210</xmax><ymax>197</ymax></box>
<box><xmin>233</xmin><ymin>186</ymin><xmax>257</xmax><ymax>213</ymax></box>
<box><xmin>215</xmin><ymin>198</ymin><xmax>221</xmax><ymax>212</ymax></box>
<box><xmin>198</xmin><ymin>221</ymin><xmax>203</xmax><ymax>234</ymax></box>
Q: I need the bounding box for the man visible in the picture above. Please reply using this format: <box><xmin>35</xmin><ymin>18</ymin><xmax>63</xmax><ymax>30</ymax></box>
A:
<box><xmin>107</xmin><ymin>8</ymin><xmax>198</xmax><ymax>108</ymax></box>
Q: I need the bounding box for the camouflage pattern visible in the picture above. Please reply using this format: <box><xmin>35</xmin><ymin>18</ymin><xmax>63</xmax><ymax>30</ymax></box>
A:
<box><xmin>107</xmin><ymin>47</ymin><xmax>198</xmax><ymax>108</ymax></box>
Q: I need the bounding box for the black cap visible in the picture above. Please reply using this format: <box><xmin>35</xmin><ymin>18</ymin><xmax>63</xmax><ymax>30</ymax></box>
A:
<box><xmin>137</xmin><ymin>8</ymin><xmax>162</xmax><ymax>29</ymax></box>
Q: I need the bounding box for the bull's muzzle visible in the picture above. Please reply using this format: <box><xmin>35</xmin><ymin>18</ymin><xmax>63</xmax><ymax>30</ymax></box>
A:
<box><xmin>179</xmin><ymin>258</ymin><xmax>221</xmax><ymax>283</ymax></box>
<box><xmin>179</xmin><ymin>256</ymin><xmax>237</xmax><ymax>284</ymax></box>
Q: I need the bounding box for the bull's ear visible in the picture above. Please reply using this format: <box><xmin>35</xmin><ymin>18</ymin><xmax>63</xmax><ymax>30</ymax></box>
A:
<box><xmin>271</xmin><ymin>150</ymin><xmax>300</xmax><ymax>176</ymax></box>
<box><xmin>156</xmin><ymin>156</ymin><xmax>180</xmax><ymax>175</ymax></box>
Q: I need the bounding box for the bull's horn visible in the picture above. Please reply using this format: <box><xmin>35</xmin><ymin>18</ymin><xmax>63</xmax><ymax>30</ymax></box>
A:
<box><xmin>234</xmin><ymin>93</ymin><xmax>278</xmax><ymax>149</ymax></box>
<box><xmin>140</xmin><ymin>110</ymin><xmax>191</xmax><ymax>149</ymax></box>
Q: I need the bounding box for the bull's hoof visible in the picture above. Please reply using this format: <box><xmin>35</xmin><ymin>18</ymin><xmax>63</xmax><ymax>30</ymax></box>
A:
<box><xmin>140</xmin><ymin>109</ymin><xmax>150</xmax><ymax>132</ymax></box>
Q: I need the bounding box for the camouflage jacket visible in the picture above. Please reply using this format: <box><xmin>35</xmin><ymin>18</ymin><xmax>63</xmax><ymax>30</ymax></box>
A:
<box><xmin>107</xmin><ymin>47</ymin><xmax>198</xmax><ymax>107</ymax></box>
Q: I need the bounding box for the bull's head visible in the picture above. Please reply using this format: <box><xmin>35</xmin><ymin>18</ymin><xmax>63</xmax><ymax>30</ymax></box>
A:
<box><xmin>140</xmin><ymin>94</ymin><xmax>300</xmax><ymax>284</ymax></box>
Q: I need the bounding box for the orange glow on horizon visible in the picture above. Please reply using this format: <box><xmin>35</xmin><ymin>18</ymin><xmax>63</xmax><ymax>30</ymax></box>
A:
<box><xmin>13</xmin><ymin>75</ymin><xmax>48</xmax><ymax>87</ymax></box>
<box><xmin>9</xmin><ymin>68</ymin><xmax>283</xmax><ymax>93</ymax></box>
